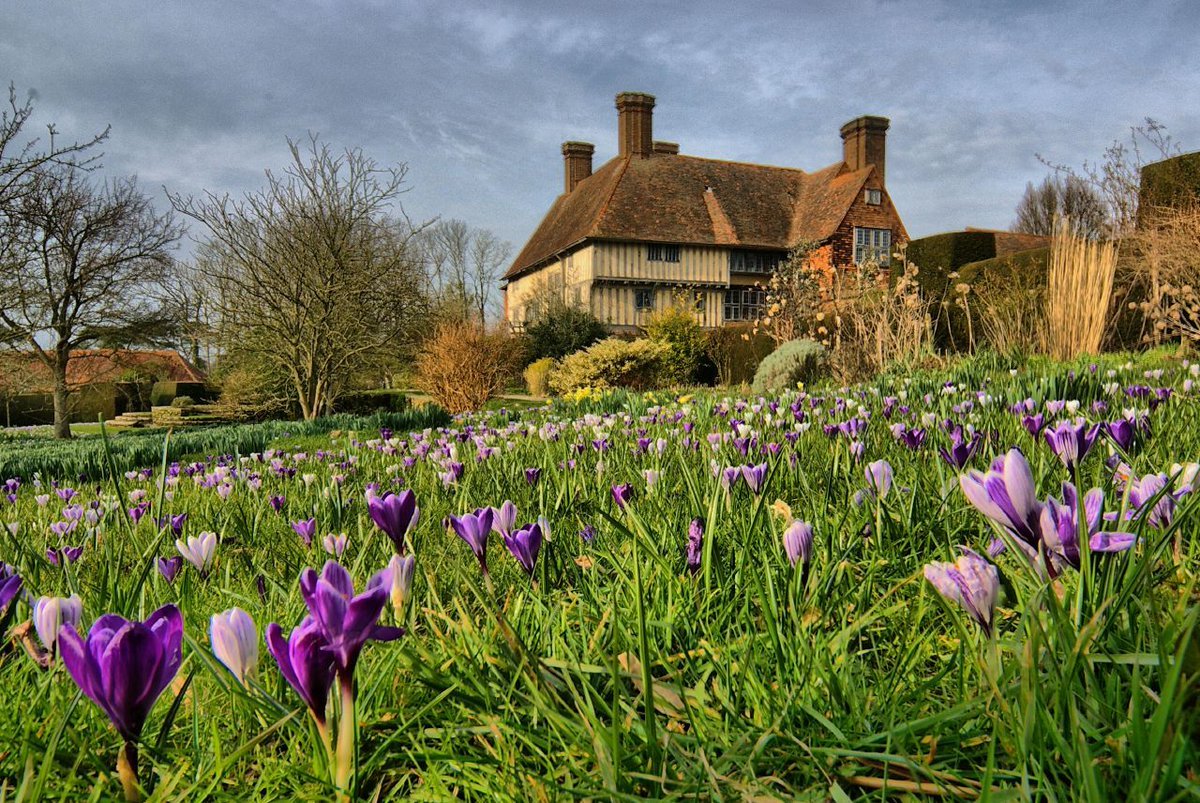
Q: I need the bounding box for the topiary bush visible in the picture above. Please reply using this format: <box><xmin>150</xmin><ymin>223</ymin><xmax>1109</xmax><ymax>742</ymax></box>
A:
<box><xmin>751</xmin><ymin>338</ymin><xmax>826</xmax><ymax>393</ymax></box>
<box><xmin>523</xmin><ymin>357</ymin><xmax>555</xmax><ymax>397</ymax></box>
<box><xmin>548</xmin><ymin>338</ymin><xmax>668</xmax><ymax>395</ymax></box>
<box><xmin>643</xmin><ymin>303</ymin><xmax>708</xmax><ymax>385</ymax></box>
<box><xmin>169</xmin><ymin>396</ymin><xmax>195</xmax><ymax>408</ymax></box>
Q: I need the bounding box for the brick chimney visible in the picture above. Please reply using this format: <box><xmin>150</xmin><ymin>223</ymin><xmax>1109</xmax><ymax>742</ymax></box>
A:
<box><xmin>616</xmin><ymin>92</ymin><xmax>655</xmax><ymax>159</ymax></box>
<box><xmin>840</xmin><ymin>115</ymin><xmax>889</xmax><ymax>184</ymax></box>
<box><xmin>562</xmin><ymin>141</ymin><xmax>594</xmax><ymax>193</ymax></box>
<box><xmin>652</xmin><ymin>141</ymin><xmax>679</xmax><ymax>156</ymax></box>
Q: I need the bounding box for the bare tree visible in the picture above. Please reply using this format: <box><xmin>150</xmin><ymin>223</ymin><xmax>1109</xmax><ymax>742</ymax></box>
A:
<box><xmin>0</xmin><ymin>166</ymin><xmax>181</xmax><ymax>438</ymax></box>
<box><xmin>168</xmin><ymin>136</ymin><xmax>429</xmax><ymax>420</ymax></box>
<box><xmin>157</xmin><ymin>258</ymin><xmax>218</xmax><ymax>368</ymax></box>
<box><xmin>1</xmin><ymin>83</ymin><xmax>109</xmax><ymax>211</ymax></box>
<box><xmin>1012</xmin><ymin>175</ymin><xmax>1109</xmax><ymax>239</ymax></box>
<box><xmin>416</xmin><ymin>219</ymin><xmax>511</xmax><ymax>325</ymax></box>
<box><xmin>1038</xmin><ymin>119</ymin><xmax>1180</xmax><ymax>238</ymax></box>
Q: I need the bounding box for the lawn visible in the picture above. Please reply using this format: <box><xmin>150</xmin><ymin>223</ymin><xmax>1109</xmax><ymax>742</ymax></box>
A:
<box><xmin>0</xmin><ymin>353</ymin><xmax>1196</xmax><ymax>799</ymax></box>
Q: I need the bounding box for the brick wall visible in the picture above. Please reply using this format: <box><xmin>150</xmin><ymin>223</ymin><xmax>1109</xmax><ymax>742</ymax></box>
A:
<box><xmin>828</xmin><ymin>177</ymin><xmax>908</xmax><ymax>268</ymax></box>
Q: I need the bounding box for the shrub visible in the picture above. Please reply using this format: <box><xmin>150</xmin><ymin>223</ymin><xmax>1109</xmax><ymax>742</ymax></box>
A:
<box><xmin>521</xmin><ymin>300</ymin><xmax>609</xmax><ymax>362</ymax></box>
<box><xmin>751</xmin><ymin>339</ymin><xmax>826</xmax><ymax>393</ymax></box>
<box><xmin>706</xmin><ymin>324</ymin><xmax>775</xmax><ymax>386</ymax></box>
<box><xmin>643</xmin><ymin>302</ymin><xmax>708</xmax><ymax>385</ymax></box>
<box><xmin>523</xmin><ymin>358</ymin><xmax>555</xmax><ymax>397</ymax></box>
<box><xmin>548</xmin><ymin>338</ymin><xmax>668</xmax><ymax>395</ymax></box>
<box><xmin>335</xmin><ymin>389</ymin><xmax>411</xmax><ymax>415</ymax></box>
<box><xmin>150</xmin><ymin>381</ymin><xmax>210</xmax><ymax>407</ymax></box>
<box><xmin>416</xmin><ymin>324</ymin><xmax>521</xmax><ymax>414</ymax></box>
<box><xmin>170</xmin><ymin>395</ymin><xmax>195</xmax><ymax>408</ymax></box>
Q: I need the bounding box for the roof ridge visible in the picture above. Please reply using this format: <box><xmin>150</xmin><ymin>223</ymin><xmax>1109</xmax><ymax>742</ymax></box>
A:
<box><xmin>673</xmin><ymin>153</ymin><xmax>811</xmax><ymax>175</ymax></box>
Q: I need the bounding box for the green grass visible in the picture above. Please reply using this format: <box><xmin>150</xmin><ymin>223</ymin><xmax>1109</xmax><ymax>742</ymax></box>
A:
<box><xmin>0</xmin><ymin>354</ymin><xmax>1196</xmax><ymax>799</ymax></box>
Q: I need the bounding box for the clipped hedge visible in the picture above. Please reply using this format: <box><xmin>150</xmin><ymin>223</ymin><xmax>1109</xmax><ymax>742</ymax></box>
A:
<box><xmin>548</xmin><ymin>338</ymin><xmax>668</xmax><ymax>395</ymax></box>
<box><xmin>903</xmin><ymin>231</ymin><xmax>998</xmax><ymax>301</ymax></box>
<box><xmin>150</xmin><ymin>381</ymin><xmax>212</xmax><ymax>407</ymax></box>
<box><xmin>1139</xmin><ymin>151</ymin><xmax>1200</xmax><ymax>214</ymax></box>
<box><xmin>751</xmin><ymin>339</ymin><xmax>827</xmax><ymax>393</ymax></box>
<box><xmin>336</xmin><ymin>389</ymin><xmax>412</xmax><ymax>415</ymax></box>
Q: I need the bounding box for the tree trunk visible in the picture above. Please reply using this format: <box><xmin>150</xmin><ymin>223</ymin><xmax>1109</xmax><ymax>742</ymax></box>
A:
<box><xmin>52</xmin><ymin>358</ymin><xmax>72</xmax><ymax>440</ymax></box>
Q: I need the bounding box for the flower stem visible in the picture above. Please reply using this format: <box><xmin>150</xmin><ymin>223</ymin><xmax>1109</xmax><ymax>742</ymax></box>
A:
<box><xmin>334</xmin><ymin>674</ymin><xmax>356</xmax><ymax>801</ymax></box>
<box><xmin>117</xmin><ymin>741</ymin><xmax>141</xmax><ymax>802</ymax></box>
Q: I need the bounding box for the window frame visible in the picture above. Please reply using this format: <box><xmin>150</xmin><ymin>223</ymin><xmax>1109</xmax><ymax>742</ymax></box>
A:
<box><xmin>634</xmin><ymin>287</ymin><xmax>656</xmax><ymax>311</ymax></box>
<box><xmin>646</xmin><ymin>244</ymin><xmax>681</xmax><ymax>263</ymax></box>
<box><xmin>722</xmin><ymin>287</ymin><xmax>765</xmax><ymax>322</ymax></box>
<box><xmin>864</xmin><ymin>188</ymin><xmax>882</xmax><ymax>205</ymax></box>
<box><xmin>853</xmin><ymin>227</ymin><xmax>892</xmax><ymax>266</ymax></box>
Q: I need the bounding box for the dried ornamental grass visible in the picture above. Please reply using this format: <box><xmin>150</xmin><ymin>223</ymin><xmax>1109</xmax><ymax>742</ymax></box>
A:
<box><xmin>1045</xmin><ymin>219</ymin><xmax>1118</xmax><ymax>359</ymax></box>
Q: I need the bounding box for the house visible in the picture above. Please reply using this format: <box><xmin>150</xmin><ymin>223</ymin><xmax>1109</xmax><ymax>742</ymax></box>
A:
<box><xmin>503</xmin><ymin>92</ymin><xmax>908</xmax><ymax>331</ymax></box>
<box><xmin>0</xmin><ymin>349</ymin><xmax>206</xmax><ymax>427</ymax></box>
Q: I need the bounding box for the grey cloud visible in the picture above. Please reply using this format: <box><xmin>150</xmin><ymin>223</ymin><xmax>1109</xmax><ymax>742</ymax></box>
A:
<box><xmin>2</xmin><ymin>0</ymin><xmax>1196</xmax><ymax>254</ymax></box>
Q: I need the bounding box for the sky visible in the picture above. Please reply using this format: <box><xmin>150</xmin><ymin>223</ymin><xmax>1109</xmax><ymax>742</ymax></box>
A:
<box><xmin>3</xmin><ymin>0</ymin><xmax>1198</xmax><ymax>261</ymax></box>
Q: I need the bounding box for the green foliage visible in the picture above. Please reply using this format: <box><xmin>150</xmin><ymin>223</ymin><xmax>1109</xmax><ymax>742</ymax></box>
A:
<box><xmin>643</xmin><ymin>303</ymin><xmax>708</xmax><ymax>385</ymax></box>
<box><xmin>523</xmin><ymin>357</ymin><xmax>555</xmax><ymax>397</ymax></box>
<box><xmin>1139</xmin><ymin>151</ymin><xmax>1200</xmax><ymax>213</ymax></box>
<box><xmin>706</xmin><ymin>324</ymin><xmax>790</xmax><ymax>385</ymax></box>
<box><xmin>750</xmin><ymin>338</ymin><xmax>826</xmax><ymax>393</ymax></box>
<box><xmin>335</xmin><ymin>389</ymin><xmax>412</xmax><ymax>415</ymax></box>
<box><xmin>548</xmin><ymin>338</ymin><xmax>668</xmax><ymax>394</ymax></box>
<box><xmin>169</xmin><ymin>395</ymin><xmax>195</xmax><ymax>408</ymax></box>
<box><xmin>521</xmin><ymin>301</ymin><xmax>608</xmax><ymax>362</ymax></box>
<box><xmin>150</xmin><ymin>381</ymin><xmax>210</xmax><ymax>407</ymax></box>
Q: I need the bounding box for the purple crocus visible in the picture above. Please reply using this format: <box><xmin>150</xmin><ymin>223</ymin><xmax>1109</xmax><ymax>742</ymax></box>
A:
<box><xmin>366</xmin><ymin>489</ymin><xmax>419</xmax><ymax>554</ymax></box>
<box><xmin>298</xmin><ymin>561</ymin><xmax>403</xmax><ymax>674</ymax></box>
<box><xmin>1126</xmin><ymin>473</ymin><xmax>1180</xmax><ymax>528</ymax></box>
<box><xmin>447</xmin><ymin>507</ymin><xmax>495</xmax><ymax>574</ymax></box>
<box><xmin>58</xmin><ymin>604</ymin><xmax>184</xmax><ymax>742</ymax></box>
<box><xmin>323</xmin><ymin>532</ymin><xmax>348</xmax><ymax>557</ymax></box>
<box><xmin>864</xmin><ymin>460</ymin><xmax>894</xmax><ymax>500</ymax></box>
<box><xmin>502</xmin><ymin>522</ymin><xmax>544</xmax><ymax>576</ymax></box>
<box><xmin>611</xmin><ymin>483</ymin><xmax>634</xmax><ymax>510</ymax></box>
<box><xmin>1043</xmin><ymin>418</ymin><xmax>1101</xmax><ymax>470</ymax></box>
<box><xmin>265</xmin><ymin>616</ymin><xmax>336</xmax><ymax>725</ymax></box>
<box><xmin>740</xmin><ymin>463</ymin><xmax>768</xmax><ymax>495</ymax></box>
<box><xmin>490</xmin><ymin>500</ymin><xmax>518</xmax><ymax>539</ymax></box>
<box><xmin>0</xmin><ymin>571</ymin><xmax>23</xmax><ymax>616</ymax></box>
<box><xmin>524</xmin><ymin>468</ymin><xmax>542</xmax><ymax>487</ymax></box>
<box><xmin>959</xmin><ymin>449</ymin><xmax>1043</xmax><ymax>548</ymax></box>
<box><xmin>1040</xmin><ymin>484</ymin><xmax>1135</xmax><ymax>573</ymax></box>
<box><xmin>939</xmin><ymin>428</ymin><xmax>983</xmax><ymax>470</ymax></box>
<box><xmin>782</xmin><ymin>519</ymin><xmax>814</xmax><ymax>568</ymax></box>
<box><xmin>268</xmin><ymin>495</ymin><xmax>286</xmax><ymax>513</ymax></box>
<box><xmin>685</xmin><ymin>518</ymin><xmax>704</xmax><ymax>575</ymax></box>
<box><xmin>291</xmin><ymin>518</ymin><xmax>316</xmax><ymax>547</ymax></box>
<box><xmin>157</xmin><ymin>556</ymin><xmax>183</xmax><ymax>584</ymax></box>
<box><xmin>923</xmin><ymin>548</ymin><xmax>999</xmax><ymax>636</ymax></box>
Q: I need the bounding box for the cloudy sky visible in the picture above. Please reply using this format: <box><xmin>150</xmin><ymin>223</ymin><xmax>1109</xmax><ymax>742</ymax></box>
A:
<box><xmin>3</xmin><ymin>0</ymin><xmax>1198</xmax><ymax>258</ymax></box>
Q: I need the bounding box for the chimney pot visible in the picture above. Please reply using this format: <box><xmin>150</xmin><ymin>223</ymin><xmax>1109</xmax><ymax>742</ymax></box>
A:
<box><xmin>562</xmin><ymin>141</ymin><xmax>594</xmax><ymax>193</ymax></box>
<box><xmin>840</xmin><ymin>115</ymin><xmax>889</xmax><ymax>185</ymax></box>
<box><xmin>616</xmin><ymin>91</ymin><xmax>655</xmax><ymax>159</ymax></box>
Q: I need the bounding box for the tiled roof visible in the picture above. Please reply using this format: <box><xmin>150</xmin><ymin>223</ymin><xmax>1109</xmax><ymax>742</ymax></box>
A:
<box><xmin>0</xmin><ymin>349</ymin><xmax>205</xmax><ymax>393</ymax></box>
<box><xmin>505</xmin><ymin>154</ymin><xmax>873</xmax><ymax>280</ymax></box>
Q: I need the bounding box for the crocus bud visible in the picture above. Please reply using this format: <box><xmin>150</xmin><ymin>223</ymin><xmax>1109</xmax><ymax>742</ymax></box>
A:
<box><xmin>210</xmin><ymin>607</ymin><xmax>258</xmax><ymax>686</ymax></box>
<box><xmin>33</xmin><ymin>594</ymin><xmax>83</xmax><ymax>657</ymax></box>
<box><xmin>388</xmin><ymin>554</ymin><xmax>417</xmax><ymax>620</ymax></box>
